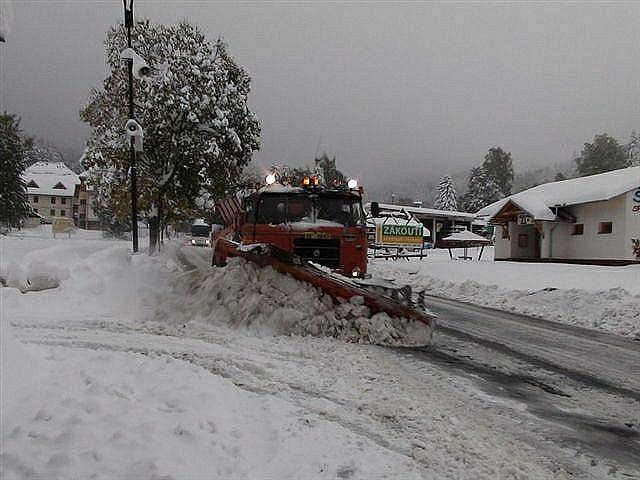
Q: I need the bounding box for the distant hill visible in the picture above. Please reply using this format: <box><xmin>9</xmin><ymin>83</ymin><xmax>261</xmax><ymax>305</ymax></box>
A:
<box><xmin>512</xmin><ymin>159</ymin><xmax>577</xmax><ymax>193</ymax></box>
<box><xmin>24</xmin><ymin>137</ymin><xmax>83</xmax><ymax>173</ymax></box>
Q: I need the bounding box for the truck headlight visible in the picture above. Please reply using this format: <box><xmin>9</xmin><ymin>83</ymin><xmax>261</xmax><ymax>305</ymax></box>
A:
<box><xmin>352</xmin><ymin>267</ymin><xmax>361</xmax><ymax>277</ymax></box>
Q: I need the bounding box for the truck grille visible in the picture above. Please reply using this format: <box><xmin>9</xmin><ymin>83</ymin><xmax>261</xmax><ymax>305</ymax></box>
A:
<box><xmin>293</xmin><ymin>238</ymin><xmax>340</xmax><ymax>268</ymax></box>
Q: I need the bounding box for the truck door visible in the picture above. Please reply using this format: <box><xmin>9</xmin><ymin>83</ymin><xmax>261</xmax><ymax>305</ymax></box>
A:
<box><xmin>253</xmin><ymin>194</ymin><xmax>292</xmax><ymax>251</ymax></box>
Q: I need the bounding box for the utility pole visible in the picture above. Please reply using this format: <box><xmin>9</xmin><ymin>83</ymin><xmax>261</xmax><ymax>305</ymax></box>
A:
<box><xmin>123</xmin><ymin>0</ymin><xmax>139</xmax><ymax>252</ymax></box>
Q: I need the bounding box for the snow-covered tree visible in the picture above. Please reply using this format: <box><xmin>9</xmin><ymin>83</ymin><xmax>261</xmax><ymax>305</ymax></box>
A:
<box><xmin>81</xmin><ymin>20</ymin><xmax>261</xmax><ymax>252</ymax></box>
<box><xmin>461</xmin><ymin>166</ymin><xmax>502</xmax><ymax>213</ymax></box>
<box><xmin>434</xmin><ymin>175</ymin><xmax>458</xmax><ymax>211</ymax></box>
<box><xmin>0</xmin><ymin>113</ymin><xmax>30</xmax><ymax>228</ymax></box>
<box><xmin>315</xmin><ymin>153</ymin><xmax>346</xmax><ymax>186</ymax></box>
<box><xmin>86</xmin><ymin>163</ymin><xmax>132</xmax><ymax>238</ymax></box>
<box><xmin>275</xmin><ymin>154</ymin><xmax>346</xmax><ymax>187</ymax></box>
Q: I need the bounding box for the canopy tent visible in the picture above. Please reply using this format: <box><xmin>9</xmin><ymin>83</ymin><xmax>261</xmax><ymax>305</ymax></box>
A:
<box><xmin>440</xmin><ymin>230</ymin><xmax>491</xmax><ymax>260</ymax></box>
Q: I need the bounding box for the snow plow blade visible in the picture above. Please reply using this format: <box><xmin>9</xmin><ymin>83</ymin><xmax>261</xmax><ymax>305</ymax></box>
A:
<box><xmin>214</xmin><ymin>238</ymin><xmax>436</xmax><ymax>330</ymax></box>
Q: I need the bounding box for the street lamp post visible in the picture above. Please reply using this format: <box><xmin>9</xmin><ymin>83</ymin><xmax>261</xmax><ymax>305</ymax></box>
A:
<box><xmin>123</xmin><ymin>0</ymin><xmax>139</xmax><ymax>253</ymax></box>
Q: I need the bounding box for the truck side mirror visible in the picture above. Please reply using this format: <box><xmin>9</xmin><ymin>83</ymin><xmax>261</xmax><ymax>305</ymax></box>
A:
<box><xmin>371</xmin><ymin>202</ymin><xmax>380</xmax><ymax>217</ymax></box>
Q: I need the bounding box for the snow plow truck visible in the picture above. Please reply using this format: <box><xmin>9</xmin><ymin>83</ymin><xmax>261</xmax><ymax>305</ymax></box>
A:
<box><xmin>212</xmin><ymin>172</ymin><xmax>436</xmax><ymax>341</ymax></box>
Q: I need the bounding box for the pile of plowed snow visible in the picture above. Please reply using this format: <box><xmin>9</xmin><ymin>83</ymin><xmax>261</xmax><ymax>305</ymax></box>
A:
<box><xmin>154</xmin><ymin>251</ymin><xmax>433</xmax><ymax>346</ymax></box>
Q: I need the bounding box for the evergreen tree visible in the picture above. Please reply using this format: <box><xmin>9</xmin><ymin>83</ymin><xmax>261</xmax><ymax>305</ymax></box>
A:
<box><xmin>629</xmin><ymin>131</ymin><xmax>640</xmax><ymax>167</ymax></box>
<box><xmin>575</xmin><ymin>133</ymin><xmax>629</xmax><ymax>176</ymax></box>
<box><xmin>434</xmin><ymin>175</ymin><xmax>458</xmax><ymax>211</ymax></box>
<box><xmin>0</xmin><ymin>113</ymin><xmax>30</xmax><ymax>229</ymax></box>
<box><xmin>461</xmin><ymin>166</ymin><xmax>502</xmax><ymax>213</ymax></box>
<box><xmin>81</xmin><ymin>20</ymin><xmax>261</xmax><ymax>252</ymax></box>
<box><xmin>482</xmin><ymin>147</ymin><xmax>514</xmax><ymax>196</ymax></box>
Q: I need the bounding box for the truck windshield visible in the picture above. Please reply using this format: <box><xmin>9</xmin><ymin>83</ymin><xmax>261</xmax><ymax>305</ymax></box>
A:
<box><xmin>255</xmin><ymin>194</ymin><xmax>365</xmax><ymax>227</ymax></box>
<box><xmin>191</xmin><ymin>225</ymin><xmax>211</xmax><ymax>237</ymax></box>
<box><xmin>316</xmin><ymin>196</ymin><xmax>365</xmax><ymax>227</ymax></box>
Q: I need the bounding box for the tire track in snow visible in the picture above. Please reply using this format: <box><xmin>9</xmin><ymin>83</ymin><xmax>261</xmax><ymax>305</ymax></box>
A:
<box><xmin>17</xmin><ymin>323</ymin><xmax>575</xmax><ymax>479</ymax></box>
<box><xmin>20</xmin><ymin>332</ymin><xmax>421</xmax><ymax>468</ymax></box>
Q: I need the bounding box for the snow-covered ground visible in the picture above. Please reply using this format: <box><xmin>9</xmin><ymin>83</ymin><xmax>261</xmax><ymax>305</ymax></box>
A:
<box><xmin>1</xmin><ymin>229</ymin><xmax>594</xmax><ymax>479</ymax></box>
<box><xmin>370</xmin><ymin>248</ymin><xmax>640</xmax><ymax>338</ymax></box>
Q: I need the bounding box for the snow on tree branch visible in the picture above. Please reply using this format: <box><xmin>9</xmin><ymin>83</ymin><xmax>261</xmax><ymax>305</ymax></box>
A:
<box><xmin>80</xmin><ymin>19</ymin><xmax>261</xmax><ymax>233</ymax></box>
<box><xmin>434</xmin><ymin>175</ymin><xmax>458</xmax><ymax>211</ymax></box>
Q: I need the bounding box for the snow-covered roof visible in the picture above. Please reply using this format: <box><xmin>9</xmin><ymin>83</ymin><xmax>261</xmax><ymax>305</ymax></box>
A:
<box><xmin>371</xmin><ymin>203</ymin><xmax>476</xmax><ymax>221</ymax></box>
<box><xmin>477</xmin><ymin>166</ymin><xmax>640</xmax><ymax>221</ymax></box>
<box><xmin>24</xmin><ymin>162</ymin><xmax>79</xmax><ymax>197</ymax></box>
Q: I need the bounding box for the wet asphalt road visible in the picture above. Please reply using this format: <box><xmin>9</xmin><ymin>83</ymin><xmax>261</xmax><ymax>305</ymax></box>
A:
<box><xmin>405</xmin><ymin>295</ymin><xmax>640</xmax><ymax>477</ymax></box>
<box><xmin>426</xmin><ymin>295</ymin><xmax>640</xmax><ymax>397</ymax></box>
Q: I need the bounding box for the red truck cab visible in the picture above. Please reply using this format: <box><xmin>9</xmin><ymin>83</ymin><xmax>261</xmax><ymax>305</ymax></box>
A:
<box><xmin>239</xmin><ymin>183</ymin><xmax>368</xmax><ymax>277</ymax></box>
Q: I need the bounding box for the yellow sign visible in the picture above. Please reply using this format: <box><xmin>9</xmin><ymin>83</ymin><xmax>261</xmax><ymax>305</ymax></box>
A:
<box><xmin>375</xmin><ymin>223</ymin><xmax>423</xmax><ymax>247</ymax></box>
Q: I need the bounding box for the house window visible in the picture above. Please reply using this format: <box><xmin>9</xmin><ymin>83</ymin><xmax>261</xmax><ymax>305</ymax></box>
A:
<box><xmin>33</xmin><ymin>196</ymin><xmax>39</xmax><ymax>203</ymax></box>
<box><xmin>518</xmin><ymin>234</ymin><xmax>529</xmax><ymax>248</ymax></box>
<box><xmin>501</xmin><ymin>225</ymin><xmax>509</xmax><ymax>239</ymax></box>
<box><xmin>61</xmin><ymin>197</ymin><xmax>67</xmax><ymax>205</ymax></box>
<box><xmin>597</xmin><ymin>222</ymin><xmax>613</xmax><ymax>234</ymax></box>
<box><xmin>53</xmin><ymin>182</ymin><xmax>66</xmax><ymax>189</ymax></box>
<box><xmin>571</xmin><ymin>224</ymin><xmax>584</xmax><ymax>235</ymax></box>
<box><xmin>51</xmin><ymin>197</ymin><xmax>56</xmax><ymax>204</ymax></box>
<box><xmin>27</xmin><ymin>180</ymin><xmax>39</xmax><ymax>188</ymax></box>
<box><xmin>60</xmin><ymin>210</ymin><xmax>66</xmax><ymax>217</ymax></box>
<box><xmin>80</xmin><ymin>199</ymin><xmax>87</xmax><ymax>205</ymax></box>
<box><xmin>50</xmin><ymin>209</ymin><xmax>55</xmax><ymax>216</ymax></box>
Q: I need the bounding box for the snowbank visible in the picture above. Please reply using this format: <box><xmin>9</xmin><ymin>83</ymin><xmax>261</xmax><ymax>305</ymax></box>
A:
<box><xmin>4</xmin><ymin>260</ymin><xmax>68</xmax><ymax>292</ymax></box>
<box><xmin>371</xmin><ymin>249</ymin><xmax>640</xmax><ymax>338</ymax></box>
<box><xmin>154</xmin><ymin>255</ymin><xmax>433</xmax><ymax>346</ymax></box>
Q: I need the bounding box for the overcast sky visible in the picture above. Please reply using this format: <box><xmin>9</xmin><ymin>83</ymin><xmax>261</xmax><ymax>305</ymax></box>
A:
<box><xmin>1</xmin><ymin>1</ymin><xmax>639</xmax><ymax>190</ymax></box>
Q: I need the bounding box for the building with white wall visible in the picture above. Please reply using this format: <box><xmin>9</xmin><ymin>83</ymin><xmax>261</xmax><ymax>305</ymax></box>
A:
<box><xmin>477</xmin><ymin>166</ymin><xmax>640</xmax><ymax>264</ymax></box>
<box><xmin>24</xmin><ymin>162</ymin><xmax>79</xmax><ymax>222</ymax></box>
<box><xmin>73</xmin><ymin>173</ymin><xmax>100</xmax><ymax>230</ymax></box>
